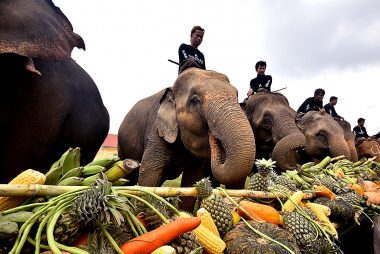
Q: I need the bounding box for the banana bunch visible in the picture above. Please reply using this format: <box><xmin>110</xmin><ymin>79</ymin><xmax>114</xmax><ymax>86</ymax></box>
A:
<box><xmin>0</xmin><ymin>211</ymin><xmax>33</xmax><ymax>244</ymax></box>
<box><xmin>283</xmin><ymin>169</ymin><xmax>312</xmax><ymax>189</ymax></box>
<box><xmin>43</xmin><ymin>148</ymin><xmax>128</xmax><ymax>186</ymax></box>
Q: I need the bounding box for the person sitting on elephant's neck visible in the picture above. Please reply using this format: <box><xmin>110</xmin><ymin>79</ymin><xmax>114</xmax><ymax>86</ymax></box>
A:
<box><xmin>296</xmin><ymin>88</ymin><xmax>325</xmax><ymax>118</ymax></box>
<box><xmin>249</xmin><ymin>60</ymin><xmax>272</xmax><ymax>95</ymax></box>
<box><xmin>324</xmin><ymin>96</ymin><xmax>344</xmax><ymax>121</ymax></box>
<box><xmin>353</xmin><ymin>118</ymin><xmax>370</xmax><ymax>142</ymax></box>
<box><xmin>178</xmin><ymin>26</ymin><xmax>206</xmax><ymax>74</ymax></box>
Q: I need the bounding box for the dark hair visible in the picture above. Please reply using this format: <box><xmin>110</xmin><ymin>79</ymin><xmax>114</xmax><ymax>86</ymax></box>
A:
<box><xmin>255</xmin><ymin>61</ymin><xmax>267</xmax><ymax>71</ymax></box>
<box><xmin>314</xmin><ymin>88</ymin><xmax>325</xmax><ymax>96</ymax></box>
<box><xmin>330</xmin><ymin>96</ymin><xmax>338</xmax><ymax>102</ymax></box>
<box><xmin>358</xmin><ymin>117</ymin><xmax>365</xmax><ymax>123</ymax></box>
<box><xmin>191</xmin><ymin>26</ymin><xmax>205</xmax><ymax>36</ymax></box>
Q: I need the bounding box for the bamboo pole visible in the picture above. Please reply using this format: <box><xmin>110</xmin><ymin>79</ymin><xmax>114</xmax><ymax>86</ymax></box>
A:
<box><xmin>0</xmin><ymin>184</ymin><xmax>314</xmax><ymax>199</ymax></box>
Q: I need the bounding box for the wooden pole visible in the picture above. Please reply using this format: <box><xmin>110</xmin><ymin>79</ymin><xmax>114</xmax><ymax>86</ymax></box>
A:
<box><xmin>0</xmin><ymin>184</ymin><xmax>314</xmax><ymax>199</ymax></box>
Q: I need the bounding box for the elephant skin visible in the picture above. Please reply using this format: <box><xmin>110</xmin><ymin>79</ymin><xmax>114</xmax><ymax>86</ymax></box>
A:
<box><xmin>242</xmin><ymin>91</ymin><xmax>306</xmax><ymax>171</ymax></box>
<box><xmin>336</xmin><ymin>120</ymin><xmax>359</xmax><ymax>161</ymax></box>
<box><xmin>118</xmin><ymin>68</ymin><xmax>255</xmax><ymax>192</ymax></box>
<box><xmin>0</xmin><ymin>0</ymin><xmax>110</xmax><ymax>183</ymax></box>
<box><xmin>296</xmin><ymin>111</ymin><xmax>354</xmax><ymax>162</ymax></box>
<box><xmin>356</xmin><ymin>140</ymin><xmax>380</xmax><ymax>162</ymax></box>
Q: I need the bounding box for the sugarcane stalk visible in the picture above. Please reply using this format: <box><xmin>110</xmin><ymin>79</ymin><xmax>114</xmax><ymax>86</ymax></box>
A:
<box><xmin>0</xmin><ymin>184</ymin><xmax>314</xmax><ymax>199</ymax></box>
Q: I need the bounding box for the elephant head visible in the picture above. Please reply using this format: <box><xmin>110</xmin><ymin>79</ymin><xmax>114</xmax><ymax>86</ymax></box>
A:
<box><xmin>356</xmin><ymin>140</ymin><xmax>380</xmax><ymax>162</ymax></box>
<box><xmin>243</xmin><ymin>91</ymin><xmax>306</xmax><ymax>170</ymax></box>
<box><xmin>336</xmin><ymin>120</ymin><xmax>358</xmax><ymax>162</ymax></box>
<box><xmin>296</xmin><ymin>111</ymin><xmax>352</xmax><ymax>161</ymax></box>
<box><xmin>154</xmin><ymin>68</ymin><xmax>255</xmax><ymax>185</ymax></box>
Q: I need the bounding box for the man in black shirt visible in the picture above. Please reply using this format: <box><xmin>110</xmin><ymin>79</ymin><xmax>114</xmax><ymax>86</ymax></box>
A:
<box><xmin>249</xmin><ymin>61</ymin><xmax>272</xmax><ymax>94</ymax></box>
<box><xmin>178</xmin><ymin>26</ymin><xmax>206</xmax><ymax>74</ymax></box>
<box><xmin>353</xmin><ymin>118</ymin><xmax>369</xmax><ymax>141</ymax></box>
<box><xmin>324</xmin><ymin>96</ymin><xmax>344</xmax><ymax>120</ymax></box>
<box><xmin>297</xmin><ymin>88</ymin><xmax>325</xmax><ymax>117</ymax></box>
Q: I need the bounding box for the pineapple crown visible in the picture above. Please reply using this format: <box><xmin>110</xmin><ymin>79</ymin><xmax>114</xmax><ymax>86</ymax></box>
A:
<box><xmin>255</xmin><ymin>158</ymin><xmax>276</xmax><ymax>170</ymax></box>
<box><xmin>194</xmin><ymin>177</ymin><xmax>213</xmax><ymax>198</ymax></box>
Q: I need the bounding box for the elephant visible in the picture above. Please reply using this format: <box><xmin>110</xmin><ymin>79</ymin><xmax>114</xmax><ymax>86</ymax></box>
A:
<box><xmin>356</xmin><ymin>140</ymin><xmax>380</xmax><ymax>162</ymax></box>
<box><xmin>336</xmin><ymin>120</ymin><xmax>359</xmax><ymax>162</ymax></box>
<box><xmin>0</xmin><ymin>0</ymin><xmax>109</xmax><ymax>183</ymax></box>
<box><xmin>118</xmin><ymin>68</ymin><xmax>255</xmax><ymax>194</ymax></box>
<box><xmin>296</xmin><ymin>111</ymin><xmax>357</xmax><ymax>162</ymax></box>
<box><xmin>242</xmin><ymin>91</ymin><xmax>306</xmax><ymax>171</ymax></box>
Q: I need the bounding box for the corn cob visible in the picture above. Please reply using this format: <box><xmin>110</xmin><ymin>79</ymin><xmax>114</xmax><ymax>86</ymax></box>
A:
<box><xmin>151</xmin><ymin>245</ymin><xmax>176</xmax><ymax>254</ymax></box>
<box><xmin>305</xmin><ymin>202</ymin><xmax>331</xmax><ymax>216</ymax></box>
<box><xmin>305</xmin><ymin>202</ymin><xmax>337</xmax><ymax>237</ymax></box>
<box><xmin>282</xmin><ymin>191</ymin><xmax>304</xmax><ymax>212</ymax></box>
<box><xmin>179</xmin><ymin>212</ymin><xmax>226</xmax><ymax>254</ymax></box>
<box><xmin>196</xmin><ymin>208</ymin><xmax>220</xmax><ymax>237</ymax></box>
<box><xmin>0</xmin><ymin>169</ymin><xmax>46</xmax><ymax>211</ymax></box>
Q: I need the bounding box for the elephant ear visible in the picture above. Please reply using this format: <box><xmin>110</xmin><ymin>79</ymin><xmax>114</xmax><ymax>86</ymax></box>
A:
<box><xmin>156</xmin><ymin>88</ymin><xmax>178</xmax><ymax>143</ymax></box>
<box><xmin>0</xmin><ymin>0</ymin><xmax>85</xmax><ymax>60</ymax></box>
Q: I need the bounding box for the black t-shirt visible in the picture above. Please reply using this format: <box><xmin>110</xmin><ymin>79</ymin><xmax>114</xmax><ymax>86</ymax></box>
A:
<box><xmin>178</xmin><ymin>43</ymin><xmax>206</xmax><ymax>71</ymax></box>
<box><xmin>250</xmin><ymin>75</ymin><xmax>272</xmax><ymax>93</ymax></box>
<box><xmin>297</xmin><ymin>97</ymin><xmax>323</xmax><ymax>113</ymax></box>
<box><xmin>353</xmin><ymin>126</ymin><xmax>369</xmax><ymax>138</ymax></box>
<box><xmin>323</xmin><ymin>103</ymin><xmax>341</xmax><ymax>118</ymax></box>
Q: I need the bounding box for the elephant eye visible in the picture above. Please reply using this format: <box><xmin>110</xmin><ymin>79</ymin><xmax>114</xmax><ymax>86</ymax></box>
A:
<box><xmin>190</xmin><ymin>95</ymin><xmax>201</xmax><ymax>105</ymax></box>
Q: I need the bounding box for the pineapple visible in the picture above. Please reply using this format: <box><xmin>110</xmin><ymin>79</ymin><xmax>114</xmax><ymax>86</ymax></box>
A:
<box><xmin>281</xmin><ymin>211</ymin><xmax>318</xmax><ymax>247</ymax></box>
<box><xmin>194</xmin><ymin>178</ymin><xmax>233</xmax><ymax>237</ymax></box>
<box><xmin>274</xmin><ymin>175</ymin><xmax>297</xmax><ymax>191</ymax></box>
<box><xmin>337</xmin><ymin>192</ymin><xmax>363</xmax><ymax>207</ymax></box>
<box><xmin>170</xmin><ymin>232</ymin><xmax>203</xmax><ymax>253</ymax></box>
<box><xmin>248</xmin><ymin>158</ymin><xmax>276</xmax><ymax>191</ymax></box>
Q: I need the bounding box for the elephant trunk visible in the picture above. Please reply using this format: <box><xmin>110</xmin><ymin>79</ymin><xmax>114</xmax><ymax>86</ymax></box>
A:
<box><xmin>272</xmin><ymin>132</ymin><xmax>306</xmax><ymax>171</ymax></box>
<box><xmin>206</xmin><ymin>99</ymin><xmax>255</xmax><ymax>185</ymax></box>
<box><xmin>329</xmin><ymin>137</ymin><xmax>352</xmax><ymax>159</ymax></box>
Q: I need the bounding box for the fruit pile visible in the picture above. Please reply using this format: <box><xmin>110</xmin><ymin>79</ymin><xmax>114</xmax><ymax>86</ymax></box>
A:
<box><xmin>1</xmin><ymin>150</ymin><xmax>380</xmax><ymax>254</ymax></box>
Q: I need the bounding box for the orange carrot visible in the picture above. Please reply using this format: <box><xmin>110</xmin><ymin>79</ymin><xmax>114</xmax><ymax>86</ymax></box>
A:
<box><xmin>120</xmin><ymin>217</ymin><xmax>201</xmax><ymax>254</ymax></box>
<box><xmin>314</xmin><ymin>185</ymin><xmax>336</xmax><ymax>200</ymax></box>
<box><xmin>364</xmin><ymin>192</ymin><xmax>380</xmax><ymax>205</ymax></box>
<box><xmin>238</xmin><ymin>200</ymin><xmax>281</xmax><ymax>225</ymax></box>
<box><xmin>347</xmin><ymin>183</ymin><xmax>365</xmax><ymax>196</ymax></box>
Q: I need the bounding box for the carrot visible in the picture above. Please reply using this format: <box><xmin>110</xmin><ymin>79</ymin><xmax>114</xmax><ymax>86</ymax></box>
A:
<box><xmin>136</xmin><ymin>213</ymin><xmax>148</xmax><ymax>229</ymax></box>
<box><xmin>120</xmin><ymin>217</ymin><xmax>201</xmax><ymax>254</ymax></box>
<box><xmin>238</xmin><ymin>200</ymin><xmax>281</xmax><ymax>225</ymax></box>
<box><xmin>314</xmin><ymin>185</ymin><xmax>336</xmax><ymax>200</ymax></box>
<box><xmin>363</xmin><ymin>181</ymin><xmax>379</xmax><ymax>192</ymax></box>
<box><xmin>347</xmin><ymin>183</ymin><xmax>365</xmax><ymax>196</ymax></box>
<box><xmin>73</xmin><ymin>232</ymin><xmax>88</xmax><ymax>248</ymax></box>
<box><xmin>364</xmin><ymin>192</ymin><xmax>380</xmax><ymax>205</ymax></box>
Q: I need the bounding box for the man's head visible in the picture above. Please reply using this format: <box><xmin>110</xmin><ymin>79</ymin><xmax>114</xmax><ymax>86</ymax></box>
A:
<box><xmin>330</xmin><ymin>96</ymin><xmax>338</xmax><ymax>105</ymax></box>
<box><xmin>358</xmin><ymin>117</ymin><xmax>365</xmax><ymax>127</ymax></box>
<box><xmin>190</xmin><ymin>26</ymin><xmax>204</xmax><ymax>48</ymax></box>
<box><xmin>255</xmin><ymin>61</ymin><xmax>267</xmax><ymax>75</ymax></box>
<box><xmin>313</xmin><ymin>88</ymin><xmax>325</xmax><ymax>101</ymax></box>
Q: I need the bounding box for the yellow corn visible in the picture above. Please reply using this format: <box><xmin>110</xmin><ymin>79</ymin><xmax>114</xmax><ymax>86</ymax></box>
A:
<box><xmin>196</xmin><ymin>208</ymin><xmax>220</xmax><ymax>237</ymax></box>
<box><xmin>305</xmin><ymin>202</ymin><xmax>331</xmax><ymax>216</ymax></box>
<box><xmin>282</xmin><ymin>191</ymin><xmax>304</xmax><ymax>212</ymax></box>
<box><xmin>305</xmin><ymin>202</ymin><xmax>337</xmax><ymax>237</ymax></box>
<box><xmin>151</xmin><ymin>245</ymin><xmax>176</xmax><ymax>254</ymax></box>
<box><xmin>231</xmin><ymin>208</ymin><xmax>241</xmax><ymax>225</ymax></box>
<box><xmin>180</xmin><ymin>212</ymin><xmax>226</xmax><ymax>254</ymax></box>
<box><xmin>0</xmin><ymin>169</ymin><xmax>46</xmax><ymax>211</ymax></box>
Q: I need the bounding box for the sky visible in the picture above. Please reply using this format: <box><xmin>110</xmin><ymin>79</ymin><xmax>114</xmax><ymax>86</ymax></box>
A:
<box><xmin>54</xmin><ymin>0</ymin><xmax>380</xmax><ymax>135</ymax></box>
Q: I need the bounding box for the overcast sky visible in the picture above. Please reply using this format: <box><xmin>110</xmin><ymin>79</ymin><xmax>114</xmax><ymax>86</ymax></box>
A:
<box><xmin>55</xmin><ymin>0</ymin><xmax>380</xmax><ymax>135</ymax></box>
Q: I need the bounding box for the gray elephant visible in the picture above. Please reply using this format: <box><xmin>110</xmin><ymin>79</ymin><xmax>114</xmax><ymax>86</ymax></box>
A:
<box><xmin>118</xmin><ymin>68</ymin><xmax>255</xmax><ymax>193</ymax></box>
<box><xmin>296</xmin><ymin>111</ymin><xmax>357</xmax><ymax>161</ymax></box>
<box><xmin>0</xmin><ymin>0</ymin><xmax>109</xmax><ymax>182</ymax></box>
<box><xmin>242</xmin><ymin>91</ymin><xmax>306</xmax><ymax>170</ymax></box>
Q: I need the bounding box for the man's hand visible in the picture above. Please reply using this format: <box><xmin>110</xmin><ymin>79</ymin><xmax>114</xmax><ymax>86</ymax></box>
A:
<box><xmin>247</xmin><ymin>88</ymin><xmax>253</xmax><ymax>97</ymax></box>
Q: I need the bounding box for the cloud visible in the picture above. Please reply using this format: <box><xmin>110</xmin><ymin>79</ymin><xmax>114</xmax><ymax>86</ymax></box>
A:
<box><xmin>260</xmin><ymin>0</ymin><xmax>380</xmax><ymax>76</ymax></box>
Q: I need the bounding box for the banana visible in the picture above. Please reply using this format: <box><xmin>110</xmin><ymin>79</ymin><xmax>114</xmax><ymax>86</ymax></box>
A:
<box><xmin>44</xmin><ymin>165</ymin><xmax>63</xmax><ymax>185</ymax></box>
<box><xmin>301</xmin><ymin>162</ymin><xmax>315</xmax><ymax>170</ymax></box>
<box><xmin>61</xmin><ymin>147</ymin><xmax>81</xmax><ymax>175</ymax></box>
<box><xmin>82</xmin><ymin>165</ymin><xmax>106</xmax><ymax>176</ymax></box>
<box><xmin>0</xmin><ymin>221</ymin><xmax>18</xmax><ymax>240</ymax></box>
<box><xmin>86</xmin><ymin>156</ymin><xmax>120</xmax><ymax>169</ymax></box>
<box><xmin>293</xmin><ymin>174</ymin><xmax>306</xmax><ymax>187</ymax></box>
<box><xmin>82</xmin><ymin>173</ymin><xmax>100</xmax><ymax>186</ymax></box>
<box><xmin>59</xmin><ymin>167</ymin><xmax>84</xmax><ymax>182</ymax></box>
<box><xmin>2</xmin><ymin>211</ymin><xmax>34</xmax><ymax>224</ymax></box>
<box><xmin>301</xmin><ymin>175</ymin><xmax>315</xmax><ymax>184</ymax></box>
<box><xmin>300</xmin><ymin>171</ymin><xmax>314</xmax><ymax>178</ymax></box>
<box><xmin>112</xmin><ymin>178</ymin><xmax>130</xmax><ymax>186</ymax></box>
<box><xmin>57</xmin><ymin>176</ymin><xmax>84</xmax><ymax>186</ymax></box>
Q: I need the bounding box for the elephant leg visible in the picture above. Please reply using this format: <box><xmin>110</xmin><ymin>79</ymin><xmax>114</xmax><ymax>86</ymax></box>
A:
<box><xmin>180</xmin><ymin>159</ymin><xmax>205</xmax><ymax>212</ymax></box>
